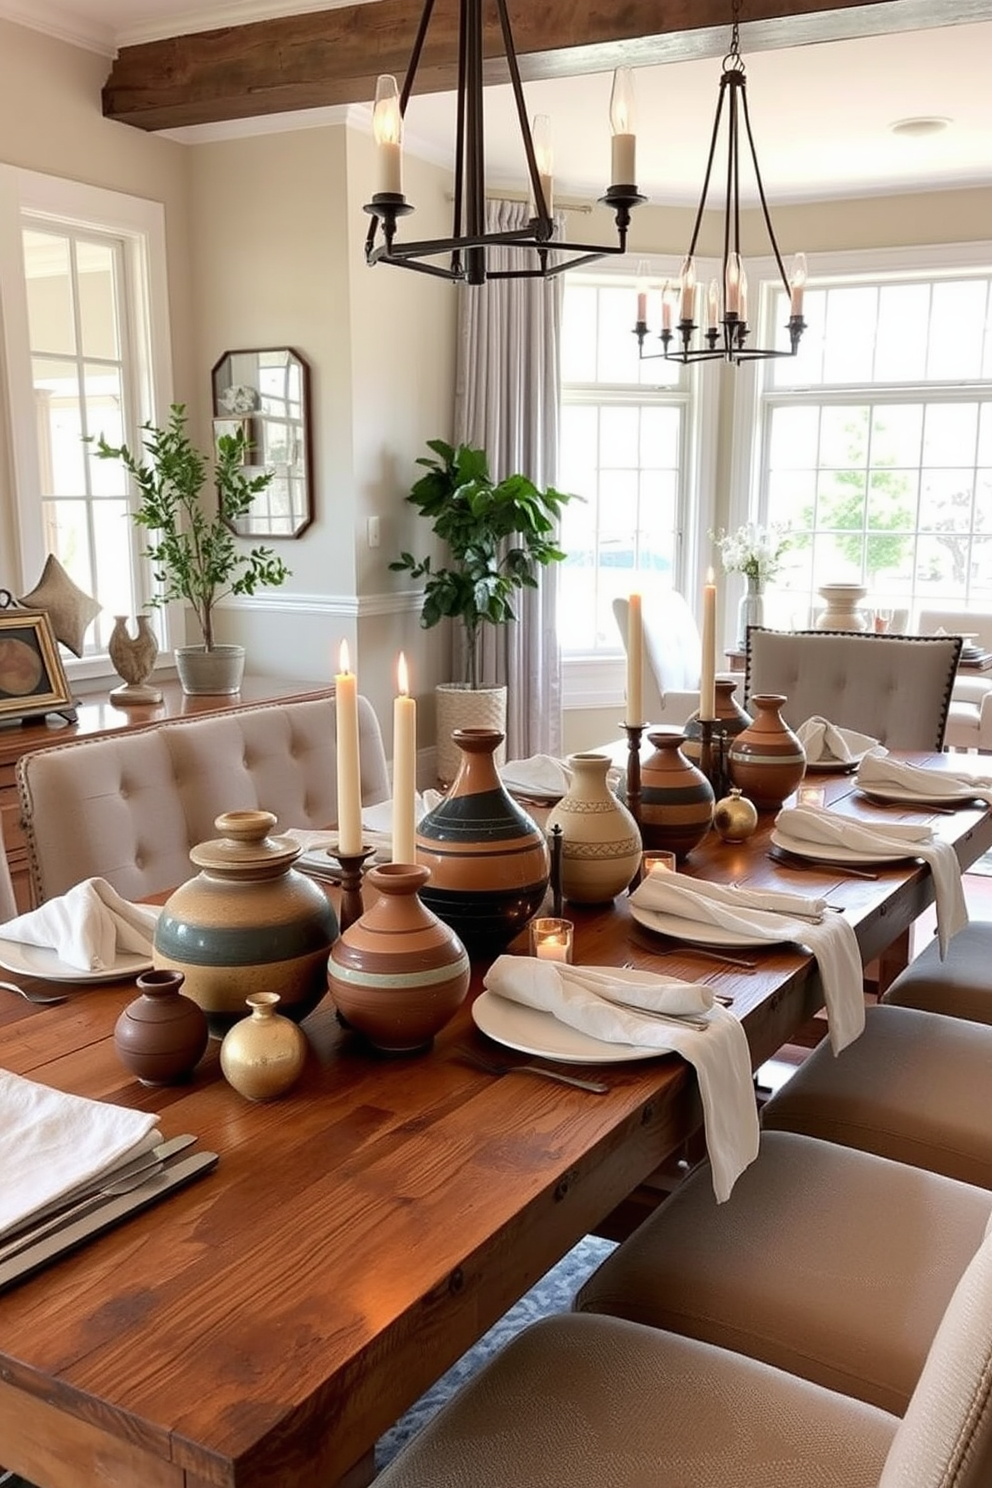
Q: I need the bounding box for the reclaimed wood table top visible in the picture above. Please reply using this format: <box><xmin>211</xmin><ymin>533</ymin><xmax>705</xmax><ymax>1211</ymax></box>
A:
<box><xmin>0</xmin><ymin>753</ymin><xmax>989</xmax><ymax>1488</ymax></box>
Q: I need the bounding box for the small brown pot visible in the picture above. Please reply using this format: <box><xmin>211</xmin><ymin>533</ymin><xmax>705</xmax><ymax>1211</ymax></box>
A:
<box><xmin>639</xmin><ymin>729</ymin><xmax>715</xmax><ymax>861</ymax></box>
<box><xmin>113</xmin><ymin>969</ymin><xmax>209</xmax><ymax>1086</ymax></box>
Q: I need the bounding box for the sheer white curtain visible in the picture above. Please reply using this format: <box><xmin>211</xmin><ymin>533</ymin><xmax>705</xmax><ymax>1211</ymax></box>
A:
<box><xmin>453</xmin><ymin>197</ymin><xmax>563</xmax><ymax>760</ymax></box>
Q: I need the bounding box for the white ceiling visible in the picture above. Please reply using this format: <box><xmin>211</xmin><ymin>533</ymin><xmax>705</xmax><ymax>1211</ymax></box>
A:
<box><xmin>3</xmin><ymin>0</ymin><xmax>992</xmax><ymax>205</ymax></box>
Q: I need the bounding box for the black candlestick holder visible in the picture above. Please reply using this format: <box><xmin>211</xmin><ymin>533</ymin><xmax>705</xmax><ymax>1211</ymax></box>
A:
<box><xmin>695</xmin><ymin>719</ymin><xmax>730</xmax><ymax>801</ymax></box>
<box><xmin>548</xmin><ymin>823</ymin><xmax>564</xmax><ymax>917</ymax></box>
<box><xmin>325</xmin><ymin>843</ymin><xmax>377</xmax><ymax>932</ymax></box>
<box><xmin>621</xmin><ymin>721</ymin><xmax>646</xmax><ymax>825</ymax></box>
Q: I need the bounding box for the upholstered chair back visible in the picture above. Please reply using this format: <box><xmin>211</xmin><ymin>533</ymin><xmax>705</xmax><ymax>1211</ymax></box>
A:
<box><xmin>613</xmin><ymin>592</ymin><xmax>704</xmax><ymax>728</ymax></box>
<box><xmin>745</xmin><ymin>628</ymin><xmax>961</xmax><ymax>749</ymax></box>
<box><xmin>0</xmin><ymin>808</ymin><xmax>16</xmax><ymax>920</ymax></box>
<box><xmin>17</xmin><ymin>693</ymin><xmax>389</xmax><ymax>903</ymax></box>
<box><xmin>879</xmin><ymin>1226</ymin><xmax>992</xmax><ymax>1486</ymax></box>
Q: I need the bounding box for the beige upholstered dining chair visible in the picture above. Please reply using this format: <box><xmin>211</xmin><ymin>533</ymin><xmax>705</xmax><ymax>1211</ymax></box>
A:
<box><xmin>917</xmin><ymin>608</ymin><xmax>992</xmax><ymax>752</ymax></box>
<box><xmin>0</xmin><ymin>810</ymin><xmax>16</xmax><ymax>920</ymax></box>
<box><xmin>17</xmin><ymin>693</ymin><xmax>390</xmax><ymax>903</ymax></box>
<box><xmin>612</xmin><ymin>592</ymin><xmax>704</xmax><ymax>728</ymax></box>
<box><xmin>744</xmin><ymin>627</ymin><xmax>961</xmax><ymax>748</ymax></box>
<box><xmin>376</xmin><ymin>1219</ymin><xmax>992</xmax><ymax>1487</ymax></box>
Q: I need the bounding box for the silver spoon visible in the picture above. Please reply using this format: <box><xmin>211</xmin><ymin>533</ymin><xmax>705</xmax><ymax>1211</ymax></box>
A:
<box><xmin>458</xmin><ymin>1049</ymin><xmax>609</xmax><ymax>1094</ymax></box>
<box><xmin>0</xmin><ymin>979</ymin><xmax>68</xmax><ymax>1006</ymax></box>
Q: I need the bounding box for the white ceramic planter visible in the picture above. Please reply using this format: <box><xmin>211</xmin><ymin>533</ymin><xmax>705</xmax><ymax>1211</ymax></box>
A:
<box><xmin>175</xmin><ymin>644</ymin><xmax>246</xmax><ymax>696</ymax></box>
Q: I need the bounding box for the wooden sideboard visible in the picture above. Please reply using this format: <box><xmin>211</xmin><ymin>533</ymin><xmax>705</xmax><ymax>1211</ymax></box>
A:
<box><xmin>0</xmin><ymin>675</ymin><xmax>328</xmax><ymax>912</ymax></box>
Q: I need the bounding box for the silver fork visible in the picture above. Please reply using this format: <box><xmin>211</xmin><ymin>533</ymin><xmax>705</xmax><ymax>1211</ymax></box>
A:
<box><xmin>0</xmin><ymin>979</ymin><xmax>68</xmax><ymax>1007</ymax></box>
<box><xmin>457</xmin><ymin>1049</ymin><xmax>609</xmax><ymax>1094</ymax></box>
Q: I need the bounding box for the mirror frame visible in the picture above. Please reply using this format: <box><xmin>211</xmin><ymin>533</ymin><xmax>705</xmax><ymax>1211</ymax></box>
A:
<box><xmin>210</xmin><ymin>347</ymin><xmax>313</xmax><ymax>539</ymax></box>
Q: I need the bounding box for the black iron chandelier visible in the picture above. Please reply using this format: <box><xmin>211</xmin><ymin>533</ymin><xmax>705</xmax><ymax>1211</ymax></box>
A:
<box><xmin>633</xmin><ymin>0</ymin><xmax>807</xmax><ymax>365</ymax></box>
<box><xmin>363</xmin><ymin>0</ymin><xmax>645</xmax><ymax>285</ymax></box>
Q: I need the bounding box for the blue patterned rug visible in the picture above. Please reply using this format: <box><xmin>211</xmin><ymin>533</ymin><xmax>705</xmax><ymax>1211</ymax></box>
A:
<box><xmin>0</xmin><ymin>1236</ymin><xmax>617</xmax><ymax>1487</ymax></box>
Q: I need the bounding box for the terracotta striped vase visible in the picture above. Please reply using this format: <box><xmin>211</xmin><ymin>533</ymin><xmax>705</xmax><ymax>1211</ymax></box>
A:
<box><xmin>327</xmin><ymin>864</ymin><xmax>471</xmax><ymax>1053</ymax></box>
<box><xmin>639</xmin><ymin>729</ymin><xmax>715</xmax><ymax>862</ymax></box>
<box><xmin>416</xmin><ymin>728</ymin><xmax>550</xmax><ymax>952</ymax></box>
<box><xmin>728</xmin><ymin>693</ymin><xmax>807</xmax><ymax>809</ymax></box>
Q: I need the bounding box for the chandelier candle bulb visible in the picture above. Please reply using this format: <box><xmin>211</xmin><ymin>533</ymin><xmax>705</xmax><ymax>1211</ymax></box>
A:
<box><xmin>661</xmin><ymin>282</ymin><xmax>673</xmax><ymax>332</ymax></box>
<box><xmin>725</xmin><ymin>252</ymin><xmax>741</xmax><ymax>316</ymax></box>
<box><xmin>700</xmin><ymin>571</ymin><xmax>717</xmax><ymax>721</ymax></box>
<box><xmin>609</xmin><ymin>66</ymin><xmax>637</xmax><ymax>183</ymax></box>
<box><xmin>626</xmin><ymin>591</ymin><xmax>643</xmax><ymax>725</ymax></box>
<box><xmin>679</xmin><ymin>257</ymin><xmax>696</xmax><ymax>323</ymax></box>
<box><xmin>392</xmin><ymin>652</ymin><xmax>417</xmax><ymax>866</ymax></box>
<box><xmin>531</xmin><ymin>114</ymin><xmax>554</xmax><ymax>216</ymax></box>
<box><xmin>739</xmin><ymin>266</ymin><xmax>749</xmax><ymax>325</ymax></box>
<box><xmin>372</xmin><ymin>74</ymin><xmax>403</xmax><ymax>197</ymax></box>
<box><xmin>635</xmin><ymin>260</ymin><xmax>650</xmax><ymax>323</ymax></box>
<box><xmin>790</xmin><ymin>252</ymin><xmax>808</xmax><ymax>317</ymax></box>
<box><xmin>335</xmin><ymin>640</ymin><xmax>363</xmax><ymax>856</ymax></box>
<box><xmin>707</xmin><ymin>279</ymin><xmax>720</xmax><ymax>331</ymax></box>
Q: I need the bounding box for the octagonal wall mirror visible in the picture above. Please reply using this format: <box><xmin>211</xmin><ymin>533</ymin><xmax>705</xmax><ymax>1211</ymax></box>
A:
<box><xmin>211</xmin><ymin>347</ymin><xmax>313</xmax><ymax>538</ymax></box>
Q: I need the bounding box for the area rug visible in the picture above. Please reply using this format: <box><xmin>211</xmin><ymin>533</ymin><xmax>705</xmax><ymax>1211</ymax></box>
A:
<box><xmin>375</xmin><ymin>1234</ymin><xmax>617</xmax><ymax>1470</ymax></box>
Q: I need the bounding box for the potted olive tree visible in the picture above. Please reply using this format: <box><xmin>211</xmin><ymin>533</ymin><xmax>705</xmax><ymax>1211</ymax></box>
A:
<box><xmin>390</xmin><ymin>438</ymin><xmax>572</xmax><ymax>782</ymax></box>
<box><xmin>94</xmin><ymin>405</ymin><xmax>290</xmax><ymax>695</ymax></box>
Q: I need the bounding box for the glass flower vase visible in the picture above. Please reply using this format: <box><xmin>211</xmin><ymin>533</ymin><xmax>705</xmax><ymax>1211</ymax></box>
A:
<box><xmin>736</xmin><ymin>575</ymin><xmax>765</xmax><ymax>649</ymax></box>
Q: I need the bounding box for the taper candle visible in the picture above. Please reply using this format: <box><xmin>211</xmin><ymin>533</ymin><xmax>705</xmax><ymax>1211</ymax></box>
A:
<box><xmin>392</xmin><ymin>652</ymin><xmax>417</xmax><ymax>865</ymax></box>
<box><xmin>699</xmin><ymin>570</ymin><xmax>717</xmax><ymax>721</ymax></box>
<box><xmin>335</xmin><ymin>640</ymin><xmax>363</xmax><ymax>855</ymax></box>
<box><xmin>626</xmin><ymin>592</ymin><xmax>643</xmax><ymax>725</ymax></box>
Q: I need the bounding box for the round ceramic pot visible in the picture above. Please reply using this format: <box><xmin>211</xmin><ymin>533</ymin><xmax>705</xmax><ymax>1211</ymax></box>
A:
<box><xmin>545</xmin><ymin>753</ymin><xmax>641</xmax><ymax>904</ymax></box>
<box><xmin>815</xmin><ymin>584</ymin><xmax>869</xmax><ymax>632</ymax></box>
<box><xmin>712</xmin><ymin>787</ymin><xmax>760</xmax><ymax>843</ymax></box>
<box><xmin>113</xmin><ymin>969</ymin><xmax>209</xmax><ymax>1086</ymax></box>
<box><xmin>683</xmin><ymin>678</ymin><xmax>752</xmax><ymax>764</ymax></box>
<box><xmin>153</xmin><ymin>809</ymin><xmax>338</xmax><ymax>1035</ymax></box>
<box><xmin>219</xmin><ymin>992</ymin><xmax>308</xmax><ymax>1100</ymax></box>
<box><xmin>328</xmin><ymin>864</ymin><xmax>471</xmax><ymax>1053</ymax></box>
<box><xmin>727</xmin><ymin>693</ymin><xmax>807</xmax><ymax>809</ymax></box>
<box><xmin>639</xmin><ymin>729</ymin><xmax>715</xmax><ymax>861</ymax></box>
<box><xmin>416</xmin><ymin>729</ymin><xmax>549</xmax><ymax>953</ymax></box>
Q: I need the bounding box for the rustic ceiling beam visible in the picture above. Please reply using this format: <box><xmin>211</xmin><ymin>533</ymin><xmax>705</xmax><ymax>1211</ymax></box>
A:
<box><xmin>103</xmin><ymin>0</ymin><xmax>990</xmax><ymax>132</ymax></box>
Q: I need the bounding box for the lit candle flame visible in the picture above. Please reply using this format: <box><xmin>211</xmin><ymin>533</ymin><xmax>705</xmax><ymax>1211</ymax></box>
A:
<box><xmin>397</xmin><ymin>651</ymin><xmax>409</xmax><ymax>697</ymax></box>
<box><xmin>339</xmin><ymin>639</ymin><xmax>351</xmax><ymax>675</ymax></box>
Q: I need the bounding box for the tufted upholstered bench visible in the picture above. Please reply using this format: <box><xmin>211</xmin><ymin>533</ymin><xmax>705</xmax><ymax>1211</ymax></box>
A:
<box><xmin>16</xmin><ymin>692</ymin><xmax>389</xmax><ymax>904</ymax></box>
<box><xmin>744</xmin><ymin>627</ymin><xmax>961</xmax><ymax>748</ymax></box>
<box><xmin>376</xmin><ymin>1221</ymin><xmax>992</xmax><ymax>1487</ymax></box>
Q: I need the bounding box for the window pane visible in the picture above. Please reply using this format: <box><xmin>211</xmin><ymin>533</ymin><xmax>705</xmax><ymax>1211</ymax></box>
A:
<box><xmin>23</xmin><ymin>231</ymin><xmax>75</xmax><ymax>356</ymax></box>
<box><xmin>821</xmin><ymin>287</ymin><xmax>877</xmax><ymax>384</ymax></box>
<box><xmin>927</xmin><ymin>281</ymin><xmax>987</xmax><ymax>381</ymax></box>
<box><xmin>77</xmin><ymin>240</ymin><xmax>120</xmax><ymax>361</ymax></box>
<box><xmin>560</xmin><ymin>284</ymin><xmax>597</xmax><ymax>382</ymax></box>
<box><xmin>923</xmin><ymin>403</ymin><xmax>978</xmax><ymax>466</ymax></box>
<box><xmin>870</xmin><ymin>405</ymin><xmax>923</xmax><ymax>467</ymax></box>
<box><xmin>767</xmin><ymin>405</ymin><xmax>819</xmax><ymax>469</ymax></box>
<box><xmin>874</xmin><ymin>284</ymin><xmax>929</xmax><ymax>382</ymax></box>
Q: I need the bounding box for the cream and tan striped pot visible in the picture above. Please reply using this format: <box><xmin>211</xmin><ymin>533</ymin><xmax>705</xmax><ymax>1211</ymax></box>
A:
<box><xmin>545</xmin><ymin>754</ymin><xmax>642</xmax><ymax>904</ymax></box>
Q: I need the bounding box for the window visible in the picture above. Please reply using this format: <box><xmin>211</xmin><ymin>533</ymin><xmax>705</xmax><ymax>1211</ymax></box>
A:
<box><xmin>746</xmin><ymin>249</ymin><xmax>992</xmax><ymax>627</ymax></box>
<box><xmin>558</xmin><ymin>273</ymin><xmax>714</xmax><ymax>677</ymax></box>
<box><xmin>0</xmin><ymin>169</ymin><xmax>172</xmax><ymax>668</ymax></box>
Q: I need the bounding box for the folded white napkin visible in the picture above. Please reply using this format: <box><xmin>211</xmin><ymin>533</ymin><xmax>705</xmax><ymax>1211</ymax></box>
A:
<box><xmin>0</xmin><ymin>879</ymin><xmax>159</xmax><ymax>973</ymax></box>
<box><xmin>484</xmin><ymin>957</ymin><xmax>758</xmax><ymax>1202</ymax></box>
<box><xmin>857</xmin><ymin>753</ymin><xmax>992</xmax><ymax>806</ymax></box>
<box><xmin>0</xmin><ymin>1068</ymin><xmax>160</xmax><ymax>1237</ymax></box>
<box><xmin>796</xmin><ymin>716</ymin><xmax>880</xmax><ymax>765</ymax></box>
<box><xmin>499</xmin><ymin>755</ymin><xmax>573</xmax><ymax>797</ymax></box>
<box><xmin>285</xmin><ymin>794</ymin><xmax>446</xmax><ymax>869</ymax></box>
<box><xmin>776</xmin><ymin>804</ymin><xmax>968</xmax><ymax>956</ymax></box>
<box><xmin>630</xmin><ymin>873</ymin><xmax>865</xmax><ymax>1053</ymax></box>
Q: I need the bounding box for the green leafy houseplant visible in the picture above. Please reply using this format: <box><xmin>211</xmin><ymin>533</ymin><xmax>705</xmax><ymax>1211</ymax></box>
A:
<box><xmin>390</xmin><ymin>438</ymin><xmax>573</xmax><ymax>689</ymax></box>
<box><xmin>94</xmin><ymin>404</ymin><xmax>290</xmax><ymax>651</ymax></box>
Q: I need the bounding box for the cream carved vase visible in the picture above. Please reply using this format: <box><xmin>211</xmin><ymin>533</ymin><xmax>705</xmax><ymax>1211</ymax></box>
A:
<box><xmin>545</xmin><ymin>753</ymin><xmax>642</xmax><ymax>904</ymax></box>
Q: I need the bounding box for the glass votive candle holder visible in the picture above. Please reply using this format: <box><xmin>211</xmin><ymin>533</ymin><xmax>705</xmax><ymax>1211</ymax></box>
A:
<box><xmin>796</xmin><ymin>782</ymin><xmax>827</xmax><ymax>808</ymax></box>
<box><xmin>641</xmin><ymin>849</ymin><xmax>677</xmax><ymax>877</ymax></box>
<box><xmin>531</xmin><ymin>917</ymin><xmax>574</xmax><ymax>963</ymax></box>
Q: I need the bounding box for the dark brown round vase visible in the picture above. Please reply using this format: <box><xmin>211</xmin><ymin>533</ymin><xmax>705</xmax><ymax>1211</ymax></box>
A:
<box><xmin>682</xmin><ymin>678</ymin><xmax>752</xmax><ymax>764</ymax></box>
<box><xmin>153</xmin><ymin>810</ymin><xmax>339</xmax><ymax>1035</ymax></box>
<box><xmin>728</xmin><ymin>693</ymin><xmax>807</xmax><ymax>810</ymax></box>
<box><xmin>416</xmin><ymin>729</ymin><xmax>550</xmax><ymax>952</ymax></box>
<box><xmin>639</xmin><ymin>729</ymin><xmax>715</xmax><ymax>861</ymax></box>
<box><xmin>328</xmin><ymin>864</ymin><xmax>471</xmax><ymax>1053</ymax></box>
<box><xmin>113</xmin><ymin>969</ymin><xmax>209</xmax><ymax>1085</ymax></box>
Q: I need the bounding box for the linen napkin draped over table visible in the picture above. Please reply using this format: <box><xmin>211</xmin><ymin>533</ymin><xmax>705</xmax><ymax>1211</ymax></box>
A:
<box><xmin>857</xmin><ymin>752</ymin><xmax>992</xmax><ymax>807</ymax></box>
<box><xmin>629</xmin><ymin>871</ymin><xmax>866</xmax><ymax>1054</ymax></box>
<box><xmin>776</xmin><ymin>803</ymin><xmax>968</xmax><ymax>956</ymax></box>
<box><xmin>483</xmin><ymin>957</ymin><xmax>759</xmax><ymax>1203</ymax></box>
<box><xmin>0</xmin><ymin>1069</ymin><xmax>160</xmax><ymax>1238</ymax></box>
<box><xmin>0</xmin><ymin>878</ymin><xmax>158</xmax><ymax>973</ymax></box>
<box><xmin>796</xmin><ymin>716</ymin><xmax>881</xmax><ymax>766</ymax></box>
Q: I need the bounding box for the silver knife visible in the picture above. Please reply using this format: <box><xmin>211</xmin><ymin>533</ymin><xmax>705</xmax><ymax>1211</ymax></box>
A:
<box><xmin>0</xmin><ymin>1149</ymin><xmax>218</xmax><ymax>1293</ymax></box>
<box><xmin>0</xmin><ymin>1134</ymin><xmax>197</xmax><ymax>1255</ymax></box>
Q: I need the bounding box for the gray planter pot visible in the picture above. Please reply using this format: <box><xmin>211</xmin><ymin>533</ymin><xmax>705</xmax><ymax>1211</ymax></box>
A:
<box><xmin>175</xmin><ymin>644</ymin><xmax>246</xmax><ymax>696</ymax></box>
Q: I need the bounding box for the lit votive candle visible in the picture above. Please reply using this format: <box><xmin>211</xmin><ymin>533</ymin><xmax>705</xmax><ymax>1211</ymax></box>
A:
<box><xmin>531</xmin><ymin>917</ymin><xmax>574</xmax><ymax>963</ymax></box>
<box><xmin>796</xmin><ymin>783</ymin><xmax>826</xmax><ymax>808</ymax></box>
<box><xmin>641</xmin><ymin>850</ymin><xmax>677</xmax><ymax>877</ymax></box>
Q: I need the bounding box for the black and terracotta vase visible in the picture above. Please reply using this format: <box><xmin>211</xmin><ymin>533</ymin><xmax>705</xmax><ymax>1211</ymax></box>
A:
<box><xmin>113</xmin><ymin>969</ymin><xmax>209</xmax><ymax>1085</ymax></box>
<box><xmin>416</xmin><ymin>728</ymin><xmax>550</xmax><ymax>952</ymax></box>
<box><xmin>683</xmin><ymin>678</ymin><xmax>752</xmax><ymax>763</ymax></box>
<box><xmin>727</xmin><ymin>693</ymin><xmax>807</xmax><ymax>810</ymax></box>
<box><xmin>327</xmin><ymin>863</ymin><xmax>471</xmax><ymax>1054</ymax></box>
<box><xmin>153</xmin><ymin>809</ymin><xmax>339</xmax><ymax>1035</ymax></box>
<box><xmin>639</xmin><ymin>729</ymin><xmax>715</xmax><ymax>861</ymax></box>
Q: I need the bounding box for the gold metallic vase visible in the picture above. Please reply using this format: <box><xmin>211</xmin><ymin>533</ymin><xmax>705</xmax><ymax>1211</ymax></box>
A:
<box><xmin>219</xmin><ymin>992</ymin><xmax>308</xmax><ymax>1101</ymax></box>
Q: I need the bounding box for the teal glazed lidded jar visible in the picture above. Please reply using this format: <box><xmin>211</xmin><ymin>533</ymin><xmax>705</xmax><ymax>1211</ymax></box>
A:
<box><xmin>153</xmin><ymin>810</ymin><xmax>338</xmax><ymax>1035</ymax></box>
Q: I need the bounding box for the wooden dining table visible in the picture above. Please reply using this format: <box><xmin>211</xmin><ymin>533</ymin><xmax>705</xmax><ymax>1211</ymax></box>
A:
<box><xmin>0</xmin><ymin>752</ymin><xmax>990</xmax><ymax>1488</ymax></box>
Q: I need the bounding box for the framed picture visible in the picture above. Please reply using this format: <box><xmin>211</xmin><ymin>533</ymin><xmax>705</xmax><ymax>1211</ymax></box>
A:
<box><xmin>0</xmin><ymin>610</ymin><xmax>74</xmax><ymax>720</ymax></box>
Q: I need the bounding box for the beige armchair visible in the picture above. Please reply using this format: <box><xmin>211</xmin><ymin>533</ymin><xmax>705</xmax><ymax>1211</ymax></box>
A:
<box><xmin>16</xmin><ymin>693</ymin><xmax>390</xmax><ymax>904</ymax></box>
<box><xmin>377</xmin><ymin>1215</ymin><xmax>992</xmax><ymax>1487</ymax></box>
<box><xmin>612</xmin><ymin>591</ymin><xmax>704</xmax><ymax>728</ymax></box>
<box><xmin>917</xmin><ymin>609</ymin><xmax>992</xmax><ymax>752</ymax></box>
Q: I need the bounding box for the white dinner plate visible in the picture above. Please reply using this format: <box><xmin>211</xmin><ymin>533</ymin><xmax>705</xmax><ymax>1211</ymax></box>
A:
<box><xmin>471</xmin><ymin>990</ymin><xmax>665</xmax><ymax>1065</ymax></box>
<box><xmin>804</xmin><ymin>750</ymin><xmax>871</xmax><ymax>775</ymax></box>
<box><xmin>0</xmin><ymin>906</ymin><xmax>162</xmax><ymax>984</ymax></box>
<box><xmin>629</xmin><ymin>902</ymin><xmax>794</xmax><ymax>948</ymax></box>
<box><xmin>858</xmin><ymin>785</ymin><xmax>986</xmax><ymax>808</ymax></box>
<box><xmin>771</xmin><ymin>828</ymin><xmax>919</xmax><ymax>866</ymax></box>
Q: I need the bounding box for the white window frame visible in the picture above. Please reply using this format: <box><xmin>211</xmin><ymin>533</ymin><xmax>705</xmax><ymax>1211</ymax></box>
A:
<box><xmin>0</xmin><ymin>167</ymin><xmax>174</xmax><ymax>680</ymax></box>
<box><xmin>559</xmin><ymin>258</ymin><xmax>721</xmax><ymax>710</ymax></box>
<box><xmin>730</xmin><ymin>241</ymin><xmax>992</xmax><ymax>628</ymax></box>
